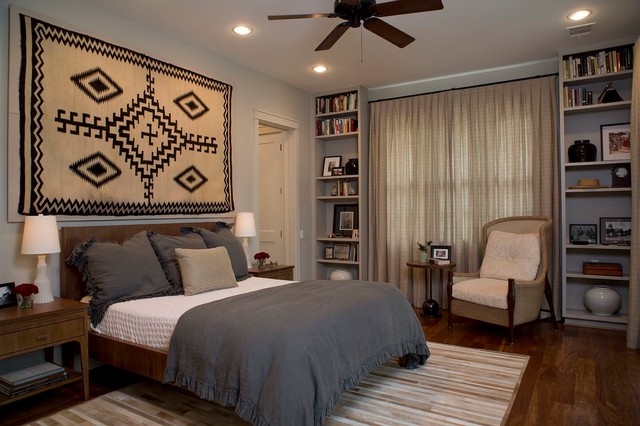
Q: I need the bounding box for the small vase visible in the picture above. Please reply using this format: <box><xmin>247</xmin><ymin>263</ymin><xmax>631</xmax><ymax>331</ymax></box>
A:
<box><xmin>257</xmin><ymin>260</ymin><xmax>266</xmax><ymax>269</ymax></box>
<box><xmin>419</xmin><ymin>251</ymin><xmax>428</xmax><ymax>263</ymax></box>
<box><xmin>345</xmin><ymin>158</ymin><xmax>358</xmax><ymax>175</ymax></box>
<box><xmin>568</xmin><ymin>140</ymin><xmax>597</xmax><ymax>163</ymax></box>
<box><xmin>17</xmin><ymin>294</ymin><xmax>33</xmax><ymax>310</ymax></box>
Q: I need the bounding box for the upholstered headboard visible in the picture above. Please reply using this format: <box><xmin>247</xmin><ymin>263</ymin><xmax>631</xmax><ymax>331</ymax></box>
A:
<box><xmin>59</xmin><ymin>222</ymin><xmax>219</xmax><ymax>301</ymax></box>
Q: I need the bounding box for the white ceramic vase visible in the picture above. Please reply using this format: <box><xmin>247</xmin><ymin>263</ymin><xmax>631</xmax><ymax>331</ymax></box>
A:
<box><xmin>583</xmin><ymin>285</ymin><xmax>621</xmax><ymax>316</ymax></box>
<box><xmin>329</xmin><ymin>269</ymin><xmax>353</xmax><ymax>280</ymax></box>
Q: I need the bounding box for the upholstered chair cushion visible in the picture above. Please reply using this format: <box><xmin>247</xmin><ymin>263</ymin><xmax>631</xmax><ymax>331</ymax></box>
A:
<box><xmin>451</xmin><ymin>278</ymin><xmax>508</xmax><ymax>309</ymax></box>
<box><xmin>479</xmin><ymin>231</ymin><xmax>540</xmax><ymax>281</ymax></box>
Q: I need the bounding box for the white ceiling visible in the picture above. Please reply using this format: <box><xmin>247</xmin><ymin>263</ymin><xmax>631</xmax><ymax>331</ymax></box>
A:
<box><xmin>78</xmin><ymin>0</ymin><xmax>640</xmax><ymax>93</ymax></box>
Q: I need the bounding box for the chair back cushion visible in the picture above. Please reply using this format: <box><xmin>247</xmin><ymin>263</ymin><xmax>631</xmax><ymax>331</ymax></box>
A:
<box><xmin>479</xmin><ymin>230</ymin><xmax>540</xmax><ymax>281</ymax></box>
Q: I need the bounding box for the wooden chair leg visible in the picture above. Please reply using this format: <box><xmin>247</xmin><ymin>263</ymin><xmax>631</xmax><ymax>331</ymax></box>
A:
<box><xmin>544</xmin><ymin>275</ymin><xmax>559</xmax><ymax>331</ymax></box>
<box><xmin>507</xmin><ymin>278</ymin><xmax>515</xmax><ymax>345</ymax></box>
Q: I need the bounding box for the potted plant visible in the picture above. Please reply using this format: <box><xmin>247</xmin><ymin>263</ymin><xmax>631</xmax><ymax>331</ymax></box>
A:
<box><xmin>417</xmin><ymin>241</ymin><xmax>431</xmax><ymax>263</ymax></box>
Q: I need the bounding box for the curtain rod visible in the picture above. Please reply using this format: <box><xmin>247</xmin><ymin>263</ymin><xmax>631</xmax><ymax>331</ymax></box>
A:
<box><xmin>368</xmin><ymin>73</ymin><xmax>559</xmax><ymax>104</ymax></box>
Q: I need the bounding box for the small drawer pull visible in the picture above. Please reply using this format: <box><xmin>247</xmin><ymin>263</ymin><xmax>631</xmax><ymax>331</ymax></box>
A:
<box><xmin>36</xmin><ymin>334</ymin><xmax>49</xmax><ymax>341</ymax></box>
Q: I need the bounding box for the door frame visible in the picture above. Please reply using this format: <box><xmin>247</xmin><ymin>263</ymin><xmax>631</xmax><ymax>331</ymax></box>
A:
<box><xmin>253</xmin><ymin>110</ymin><xmax>300</xmax><ymax>279</ymax></box>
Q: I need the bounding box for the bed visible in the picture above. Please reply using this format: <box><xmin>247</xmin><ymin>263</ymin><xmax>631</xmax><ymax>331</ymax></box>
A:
<box><xmin>60</xmin><ymin>222</ymin><xmax>429</xmax><ymax>425</ymax></box>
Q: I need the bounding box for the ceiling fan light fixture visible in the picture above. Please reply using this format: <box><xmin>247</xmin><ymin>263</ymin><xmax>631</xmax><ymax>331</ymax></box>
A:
<box><xmin>567</xmin><ymin>9</ymin><xmax>591</xmax><ymax>21</ymax></box>
<box><xmin>232</xmin><ymin>25</ymin><xmax>253</xmax><ymax>36</ymax></box>
<box><xmin>312</xmin><ymin>65</ymin><xmax>328</xmax><ymax>73</ymax></box>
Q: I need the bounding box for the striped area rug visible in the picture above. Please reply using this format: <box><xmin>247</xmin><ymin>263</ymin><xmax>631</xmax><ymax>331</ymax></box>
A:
<box><xmin>28</xmin><ymin>342</ymin><xmax>528</xmax><ymax>426</ymax></box>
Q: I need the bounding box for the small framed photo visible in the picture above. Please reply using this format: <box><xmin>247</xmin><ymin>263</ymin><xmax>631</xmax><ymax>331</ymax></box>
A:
<box><xmin>601</xmin><ymin>123</ymin><xmax>630</xmax><ymax>161</ymax></box>
<box><xmin>352</xmin><ymin>229</ymin><xmax>360</xmax><ymax>239</ymax></box>
<box><xmin>0</xmin><ymin>282</ymin><xmax>17</xmax><ymax>308</ymax></box>
<box><xmin>331</xmin><ymin>167</ymin><xmax>344</xmax><ymax>176</ymax></box>
<box><xmin>600</xmin><ymin>217</ymin><xmax>631</xmax><ymax>245</ymax></box>
<box><xmin>323</xmin><ymin>247</ymin><xmax>334</xmax><ymax>259</ymax></box>
<box><xmin>333</xmin><ymin>242</ymin><xmax>351</xmax><ymax>260</ymax></box>
<box><xmin>430</xmin><ymin>245</ymin><xmax>451</xmax><ymax>260</ymax></box>
<box><xmin>322</xmin><ymin>156</ymin><xmax>342</xmax><ymax>177</ymax></box>
<box><xmin>569</xmin><ymin>224</ymin><xmax>597</xmax><ymax>244</ymax></box>
<box><xmin>332</xmin><ymin>204</ymin><xmax>358</xmax><ymax>238</ymax></box>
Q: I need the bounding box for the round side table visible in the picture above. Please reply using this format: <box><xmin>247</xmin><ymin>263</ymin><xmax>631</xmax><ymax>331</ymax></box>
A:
<box><xmin>406</xmin><ymin>260</ymin><xmax>456</xmax><ymax>318</ymax></box>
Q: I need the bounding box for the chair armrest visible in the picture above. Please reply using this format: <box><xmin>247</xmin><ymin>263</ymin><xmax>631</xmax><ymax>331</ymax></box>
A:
<box><xmin>451</xmin><ymin>271</ymin><xmax>480</xmax><ymax>283</ymax></box>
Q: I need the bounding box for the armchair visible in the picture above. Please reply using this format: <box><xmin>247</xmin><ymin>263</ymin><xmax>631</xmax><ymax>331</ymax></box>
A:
<box><xmin>447</xmin><ymin>216</ymin><xmax>558</xmax><ymax>345</ymax></box>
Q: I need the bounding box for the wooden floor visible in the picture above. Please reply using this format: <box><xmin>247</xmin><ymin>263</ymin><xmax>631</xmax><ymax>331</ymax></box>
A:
<box><xmin>1</xmin><ymin>313</ymin><xmax>639</xmax><ymax>425</ymax></box>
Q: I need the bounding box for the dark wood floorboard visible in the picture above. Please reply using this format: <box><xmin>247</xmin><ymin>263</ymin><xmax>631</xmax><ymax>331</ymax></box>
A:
<box><xmin>1</xmin><ymin>313</ymin><xmax>638</xmax><ymax>425</ymax></box>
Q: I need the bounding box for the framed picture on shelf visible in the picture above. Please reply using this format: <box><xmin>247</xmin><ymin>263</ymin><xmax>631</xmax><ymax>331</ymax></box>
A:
<box><xmin>331</xmin><ymin>167</ymin><xmax>344</xmax><ymax>176</ymax></box>
<box><xmin>323</xmin><ymin>247</ymin><xmax>334</xmax><ymax>259</ymax></box>
<box><xmin>333</xmin><ymin>242</ymin><xmax>351</xmax><ymax>260</ymax></box>
<box><xmin>430</xmin><ymin>245</ymin><xmax>451</xmax><ymax>260</ymax></box>
<box><xmin>599</xmin><ymin>217</ymin><xmax>631</xmax><ymax>245</ymax></box>
<box><xmin>569</xmin><ymin>224</ymin><xmax>597</xmax><ymax>244</ymax></box>
<box><xmin>322</xmin><ymin>156</ymin><xmax>341</xmax><ymax>177</ymax></box>
<box><xmin>332</xmin><ymin>204</ymin><xmax>358</xmax><ymax>238</ymax></box>
<box><xmin>352</xmin><ymin>229</ymin><xmax>360</xmax><ymax>239</ymax></box>
<box><xmin>0</xmin><ymin>282</ymin><xmax>17</xmax><ymax>308</ymax></box>
<box><xmin>601</xmin><ymin>123</ymin><xmax>630</xmax><ymax>161</ymax></box>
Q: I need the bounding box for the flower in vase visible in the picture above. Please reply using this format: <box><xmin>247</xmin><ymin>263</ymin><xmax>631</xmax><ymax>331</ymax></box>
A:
<box><xmin>254</xmin><ymin>252</ymin><xmax>270</xmax><ymax>269</ymax></box>
<box><xmin>13</xmin><ymin>283</ymin><xmax>39</xmax><ymax>309</ymax></box>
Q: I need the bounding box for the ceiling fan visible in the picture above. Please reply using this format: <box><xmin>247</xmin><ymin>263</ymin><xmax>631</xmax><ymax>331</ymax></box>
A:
<box><xmin>268</xmin><ymin>0</ymin><xmax>444</xmax><ymax>51</ymax></box>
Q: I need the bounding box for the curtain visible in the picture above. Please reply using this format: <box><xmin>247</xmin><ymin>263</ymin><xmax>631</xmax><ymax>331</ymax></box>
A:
<box><xmin>627</xmin><ymin>37</ymin><xmax>640</xmax><ymax>349</ymax></box>
<box><xmin>368</xmin><ymin>75</ymin><xmax>559</xmax><ymax>312</ymax></box>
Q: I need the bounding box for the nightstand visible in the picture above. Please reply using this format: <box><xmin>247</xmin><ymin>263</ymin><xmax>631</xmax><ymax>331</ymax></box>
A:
<box><xmin>0</xmin><ymin>298</ymin><xmax>89</xmax><ymax>406</ymax></box>
<box><xmin>248</xmin><ymin>264</ymin><xmax>295</xmax><ymax>280</ymax></box>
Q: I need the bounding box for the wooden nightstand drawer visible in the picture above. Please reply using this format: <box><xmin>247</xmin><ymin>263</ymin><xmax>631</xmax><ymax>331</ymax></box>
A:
<box><xmin>0</xmin><ymin>318</ymin><xmax>84</xmax><ymax>356</ymax></box>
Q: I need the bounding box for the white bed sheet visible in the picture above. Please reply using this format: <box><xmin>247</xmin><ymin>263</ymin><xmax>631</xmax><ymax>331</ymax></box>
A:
<box><xmin>92</xmin><ymin>276</ymin><xmax>293</xmax><ymax>351</ymax></box>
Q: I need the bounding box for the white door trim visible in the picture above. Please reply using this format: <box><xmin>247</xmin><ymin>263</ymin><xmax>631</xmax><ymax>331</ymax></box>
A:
<box><xmin>253</xmin><ymin>110</ymin><xmax>300</xmax><ymax>279</ymax></box>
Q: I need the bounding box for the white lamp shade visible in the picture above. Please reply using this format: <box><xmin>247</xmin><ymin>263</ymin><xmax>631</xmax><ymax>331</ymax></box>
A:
<box><xmin>234</xmin><ymin>212</ymin><xmax>256</xmax><ymax>237</ymax></box>
<box><xmin>21</xmin><ymin>215</ymin><xmax>61</xmax><ymax>255</ymax></box>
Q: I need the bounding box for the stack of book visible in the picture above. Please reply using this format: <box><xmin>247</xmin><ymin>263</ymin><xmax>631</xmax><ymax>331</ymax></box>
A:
<box><xmin>430</xmin><ymin>258</ymin><xmax>450</xmax><ymax>265</ymax></box>
<box><xmin>0</xmin><ymin>362</ymin><xmax>67</xmax><ymax>397</ymax></box>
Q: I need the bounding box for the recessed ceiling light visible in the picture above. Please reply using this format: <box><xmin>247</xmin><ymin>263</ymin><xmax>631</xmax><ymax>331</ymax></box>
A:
<box><xmin>568</xmin><ymin>9</ymin><xmax>592</xmax><ymax>21</ymax></box>
<box><xmin>313</xmin><ymin>65</ymin><xmax>328</xmax><ymax>73</ymax></box>
<box><xmin>232</xmin><ymin>25</ymin><xmax>253</xmax><ymax>36</ymax></box>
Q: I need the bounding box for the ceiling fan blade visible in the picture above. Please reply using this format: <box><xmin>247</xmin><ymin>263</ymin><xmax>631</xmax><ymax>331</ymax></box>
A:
<box><xmin>268</xmin><ymin>13</ymin><xmax>336</xmax><ymax>20</ymax></box>
<box><xmin>363</xmin><ymin>18</ymin><xmax>415</xmax><ymax>48</ymax></box>
<box><xmin>372</xmin><ymin>0</ymin><xmax>443</xmax><ymax>17</ymax></box>
<box><xmin>315</xmin><ymin>22</ymin><xmax>351</xmax><ymax>51</ymax></box>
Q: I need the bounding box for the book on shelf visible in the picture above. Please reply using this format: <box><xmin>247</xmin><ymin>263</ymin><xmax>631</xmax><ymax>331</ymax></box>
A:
<box><xmin>0</xmin><ymin>362</ymin><xmax>65</xmax><ymax>387</ymax></box>
<box><xmin>0</xmin><ymin>370</ymin><xmax>68</xmax><ymax>397</ymax></box>
<box><xmin>429</xmin><ymin>258</ymin><xmax>450</xmax><ymax>265</ymax></box>
<box><xmin>562</xmin><ymin>45</ymin><xmax>633</xmax><ymax>79</ymax></box>
<box><xmin>315</xmin><ymin>92</ymin><xmax>358</xmax><ymax>115</ymax></box>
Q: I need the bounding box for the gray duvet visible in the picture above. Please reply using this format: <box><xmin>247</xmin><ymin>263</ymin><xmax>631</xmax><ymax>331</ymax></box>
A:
<box><xmin>164</xmin><ymin>280</ymin><xmax>429</xmax><ymax>426</ymax></box>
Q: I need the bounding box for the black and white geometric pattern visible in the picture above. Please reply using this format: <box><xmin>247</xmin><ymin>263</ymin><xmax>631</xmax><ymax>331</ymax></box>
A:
<box><xmin>18</xmin><ymin>14</ymin><xmax>234</xmax><ymax>216</ymax></box>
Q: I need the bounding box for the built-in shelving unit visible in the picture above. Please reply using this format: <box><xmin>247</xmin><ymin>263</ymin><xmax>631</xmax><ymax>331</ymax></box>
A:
<box><xmin>559</xmin><ymin>40</ymin><xmax>634</xmax><ymax>330</ymax></box>
<box><xmin>312</xmin><ymin>87</ymin><xmax>368</xmax><ymax>280</ymax></box>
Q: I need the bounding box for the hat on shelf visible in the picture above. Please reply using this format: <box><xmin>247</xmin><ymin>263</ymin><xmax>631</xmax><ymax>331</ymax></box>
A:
<box><xmin>568</xmin><ymin>178</ymin><xmax>608</xmax><ymax>189</ymax></box>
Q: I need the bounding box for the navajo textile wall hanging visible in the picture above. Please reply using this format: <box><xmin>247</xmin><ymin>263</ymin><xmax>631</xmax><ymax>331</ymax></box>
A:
<box><xmin>17</xmin><ymin>14</ymin><xmax>233</xmax><ymax>216</ymax></box>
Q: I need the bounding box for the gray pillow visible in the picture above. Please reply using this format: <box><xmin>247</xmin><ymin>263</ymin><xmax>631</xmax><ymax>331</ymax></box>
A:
<box><xmin>67</xmin><ymin>231</ymin><xmax>178</xmax><ymax>326</ymax></box>
<box><xmin>148</xmin><ymin>231</ymin><xmax>207</xmax><ymax>288</ymax></box>
<box><xmin>181</xmin><ymin>226</ymin><xmax>250</xmax><ymax>281</ymax></box>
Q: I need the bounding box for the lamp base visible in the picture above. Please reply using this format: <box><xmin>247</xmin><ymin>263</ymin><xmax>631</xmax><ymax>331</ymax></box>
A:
<box><xmin>32</xmin><ymin>254</ymin><xmax>54</xmax><ymax>304</ymax></box>
<box><xmin>242</xmin><ymin>237</ymin><xmax>252</xmax><ymax>269</ymax></box>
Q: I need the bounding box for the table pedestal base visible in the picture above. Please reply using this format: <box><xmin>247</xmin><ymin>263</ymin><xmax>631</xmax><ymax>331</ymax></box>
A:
<box><xmin>422</xmin><ymin>299</ymin><xmax>441</xmax><ymax>318</ymax></box>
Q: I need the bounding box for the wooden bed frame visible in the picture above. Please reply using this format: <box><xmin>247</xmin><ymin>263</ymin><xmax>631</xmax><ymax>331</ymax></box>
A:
<box><xmin>59</xmin><ymin>221</ymin><xmax>218</xmax><ymax>382</ymax></box>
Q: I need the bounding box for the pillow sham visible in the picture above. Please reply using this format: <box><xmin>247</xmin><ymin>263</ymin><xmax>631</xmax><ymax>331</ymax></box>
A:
<box><xmin>479</xmin><ymin>230</ymin><xmax>541</xmax><ymax>281</ymax></box>
<box><xmin>181</xmin><ymin>226</ymin><xmax>251</xmax><ymax>281</ymax></box>
<box><xmin>66</xmin><ymin>231</ymin><xmax>178</xmax><ymax>326</ymax></box>
<box><xmin>175</xmin><ymin>247</ymin><xmax>238</xmax><ymax>295</ymax></box>
<box><xmin>148</xmin><ymin>231</ymin><xmax>207</xmax><ymax>289</ymax></box>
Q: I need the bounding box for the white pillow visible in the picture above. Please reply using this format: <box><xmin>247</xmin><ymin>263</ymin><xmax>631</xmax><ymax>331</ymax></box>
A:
<box><xmin>479</xmin><ymin>230</ymin><xmax>540</xmax><ymax>281</ymax></box>
<box><xmin>175</xmin><ymin>247</ymin><xmax>238</xmax><ymax>296</ymax></box>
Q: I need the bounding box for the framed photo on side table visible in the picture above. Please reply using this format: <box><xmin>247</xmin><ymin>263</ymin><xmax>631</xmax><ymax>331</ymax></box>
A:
<box><xmin>430</xmin><ymin>245</ymin><xmax>451</xmax><ymax>261</ymax></box>
<box><xmin>600</xmin><ymin>217</ymin><xmax>631</xmax><ymax>245</ymax></box>
<box><xmin>0</xmin><ymin>282</ymin><xmax>17</xmax><ymax>308</ymax></box>
<box><xmin>322</xmin><ymin>156</ymin><xmax>342</xmax><ymax>177</ymax></box>
<box><xmin>601</xmin><ymin>123</ymin><xmax>630</xmax><ymax>161</ymax></box>
<box><xmin>569</xmin><ymin>224</ymin><xmax>597</xmax><ymax>244</ymax></box>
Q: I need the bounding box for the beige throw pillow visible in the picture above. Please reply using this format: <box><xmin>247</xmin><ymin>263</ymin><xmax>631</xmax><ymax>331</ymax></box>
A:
<box><xmin>175</xmin><ymin>247</ymin><xmax>238</xmax><ymax>296</ymax></box>
<box><xmin>479</xmin><ymin>230</ymin><xmax>540</xmax><ymax>281</ymax></box>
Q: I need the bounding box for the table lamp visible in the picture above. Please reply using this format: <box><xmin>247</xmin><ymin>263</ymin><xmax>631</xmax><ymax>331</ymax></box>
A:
<box><xmin>234</xmin><ymin>212</ymin><xmax>256</xmax><ymax>269</ymax></box>
<box><xmin>21</xmin><ymin>214</ymin><xmax>61</xmax><ymax>304</ymax></box>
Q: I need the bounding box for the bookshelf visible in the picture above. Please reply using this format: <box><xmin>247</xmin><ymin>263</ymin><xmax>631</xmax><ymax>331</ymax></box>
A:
<box><xmin>559</xmin><ymin>40</ymin><xmax>634</xmax><ymax>329</ymax></box>
<box><xmin>312</xmin><ymin>87</ymin><xmax>368</xmax><ymax>280</ymax></box>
